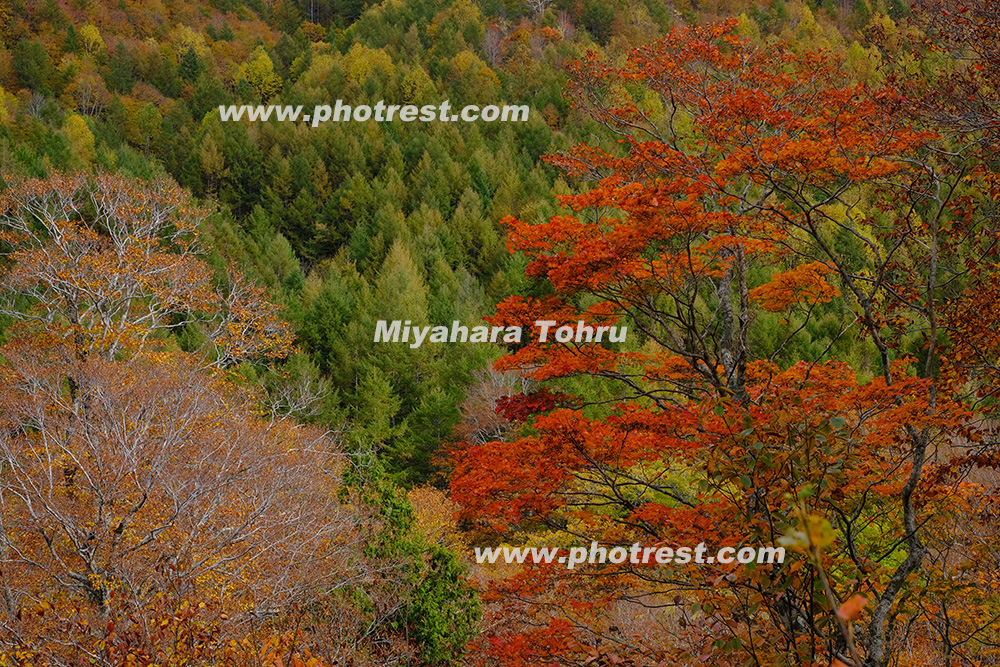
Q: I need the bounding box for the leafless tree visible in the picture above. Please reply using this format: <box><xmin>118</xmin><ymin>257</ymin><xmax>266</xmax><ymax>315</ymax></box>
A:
<box><xmin>0</xmin><ymin>173</ymin><xmax>292</xmax><ymax>366</ymax></box>
<box><xmin>483</xmin><ymin>23</ymin><xmax>507</xmax><ymax>67</ymax></box>
<box><xmin>0</xmin><ymin>347</ymin><xmax>407</xmax><ymax>664</ymax></box>
<box><xmin>455</xmin><ymin>366</ymin><xmax>535</xmax><ymax>446</ymax></box>
<box><xmin>523</xmin><ymin>0</ymin><xmax>553</xmax><ymax>16</ymax></box>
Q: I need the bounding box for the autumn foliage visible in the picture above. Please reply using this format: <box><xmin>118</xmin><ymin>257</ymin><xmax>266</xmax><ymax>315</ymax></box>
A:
<box><xmin>0</xmin><ymin>174</ymin><xmax>465</xmax><ymax>666</ymax></box>
<box><xmin>0</xmin><ymin>348</ymin><xmax>374</xmax><ymax>665</ymax></box>
<box><xmin>5</xmin><ymin>0</ymin><xmax>1000</xmax><ymax>666</ymax></box>
<box><xmin>452</xmin><ymin>18</ymin><xmax>1000</xmax><ymax>667</ymax></box>
<box><xmin>0</xmin><ymin>173</ymin><xmax>293</xmax><ymax>366</ymax></box>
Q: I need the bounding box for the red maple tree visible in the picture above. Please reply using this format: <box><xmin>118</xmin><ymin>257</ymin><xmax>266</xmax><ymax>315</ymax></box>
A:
<box><xmin>452</xmin><ymin>20</ymin><xmax>1000</xmax><ymax>667</ymax></box>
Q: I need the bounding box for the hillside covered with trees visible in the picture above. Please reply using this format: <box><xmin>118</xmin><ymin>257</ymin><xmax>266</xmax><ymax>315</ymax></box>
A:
<box><xmin>1</xmin><ymin>0</ymin><xmax>999</xmax><ymax>665</ymax></box>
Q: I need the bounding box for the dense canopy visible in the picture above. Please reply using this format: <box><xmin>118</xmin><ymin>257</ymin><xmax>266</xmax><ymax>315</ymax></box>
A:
<box><xmin>1</xmin><ymin>0</ymin><xmax>999</xmax><ymax>665</ymax></box>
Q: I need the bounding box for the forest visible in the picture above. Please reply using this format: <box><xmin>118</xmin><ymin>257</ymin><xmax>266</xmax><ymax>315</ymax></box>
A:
<box><xmin>0</xmin><ymin>0</ymin><xmax>998</xmax><ymax>665</ymax></box>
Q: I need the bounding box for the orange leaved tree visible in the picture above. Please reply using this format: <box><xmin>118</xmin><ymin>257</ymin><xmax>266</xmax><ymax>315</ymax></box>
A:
<box><xmin>0</xmin><ymin>174</ymin><xmax>419</xmax><ymax>666</ymax></box>
<box><xmin>451</xmin><ymin>21</ymin><xmax>1000</xmax><ymax>667</ymax></box>
<box><xmin>0</xmin><ymin>347</ymin><xmax>385</xmax><ymax>665</ymax></box>
<box><xmin>0</xmin><ymin>172</ymin><xmax>292</xmax><ymax>366</ymax></box>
